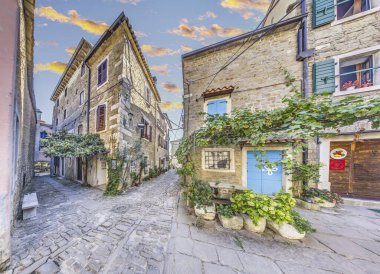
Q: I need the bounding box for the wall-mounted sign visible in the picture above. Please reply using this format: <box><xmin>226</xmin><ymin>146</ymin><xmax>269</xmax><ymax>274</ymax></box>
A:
<box><xmin>330</xmin><ymin>148</ymin><xmax>348</xmax><ymax>159</ymax></box>
<box><xmin>330</xmin><ymin>159</ymin><xmax>346</xmax><ymax>170</ymax></box>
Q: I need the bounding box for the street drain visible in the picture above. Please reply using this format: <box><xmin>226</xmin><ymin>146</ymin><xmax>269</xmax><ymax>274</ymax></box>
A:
<box><xmin>112</xmin><ymin>205</ymin><xmax>128</xmax><ymax>213</ymax></box>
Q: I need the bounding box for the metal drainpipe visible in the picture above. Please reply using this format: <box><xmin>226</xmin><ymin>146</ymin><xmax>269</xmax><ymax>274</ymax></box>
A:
<box><xmin>84</xmin><ymin>62</ymin><xmax>91</xmax><ymax>185</ymax></box>
<box><xmin>301</xmin><ymin>0</ymin><xmax>309</xmax><ymax>165</ymax></box>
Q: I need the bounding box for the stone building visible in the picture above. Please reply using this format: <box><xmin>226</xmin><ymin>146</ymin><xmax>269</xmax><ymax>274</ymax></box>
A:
<box><xmin>34</xmin><ymin>109</ymin><xmax>53</xmax><ymax>174</ymax></box>
<box><xmin>170</xmin><ymin>139</ymin><xmax>181</xmax><ymax>168</ymax></box>
<box><xmin>50</xmin><ymin>13</ymin><xmax>170</xmax><ymax>187</ymax></box>
<box><xmin>182</xmin><ymin>0</ymin><xmax>380</xmax><ymax>199</ymax></box>
<box><xmin>0</xmin><ymin>0</ymin><xmax>36</xmax><ymax>270</ymax></box>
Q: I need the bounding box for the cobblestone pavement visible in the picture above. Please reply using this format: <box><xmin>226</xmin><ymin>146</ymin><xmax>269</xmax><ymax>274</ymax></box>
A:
<box><xmin>166</xmin><ymin>199</ymin><xmax>380</xmax><ymax>274</ymax></box>
<box><xmin>11</xmin><ymin>172</ymin><xmax>380</xmax><ymax>274</ymax></box>
<box><xmin>11</xmin><ymin>171</ymin><xmax>179</xmax><ymax>274</ymax></box>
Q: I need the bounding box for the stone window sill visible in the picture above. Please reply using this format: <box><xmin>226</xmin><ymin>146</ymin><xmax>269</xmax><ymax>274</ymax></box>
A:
<box><xmin>333</xmin><ymin>85</ymin><xmax>380</xmax><ymax>97</ymax></box>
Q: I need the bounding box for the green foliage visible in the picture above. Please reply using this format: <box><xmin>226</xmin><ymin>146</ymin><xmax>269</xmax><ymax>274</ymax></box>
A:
<box><xmin>216</xmin><ymin>204</ymin><xmax>235</xmax><ymax>218</ymax></box>
<box><xmin>42</xmin><ymin>131</ymin><xmax>106</xmax><ymax>158</ymax></box>
<box><xmin>231</xmin><ymin>190</ymin><xmax>275</xmax><ymax>225</ymax></box>
<box><xmin>291</xmin><ymin>210</ymin><xmax>316</xmax><ymax>233</ymax></box>
<box><xmin>185</xmin><ymin>179</ymin><xmax>214</xmax><ymax>208</ymax></box>
<box><xmin>270</xmin><ymin>192</ymin><xmax>296</xmax><ymax>224</ymax></box>
<box><xmin>303</xmin><ymin>187</ymin><xmax>343</xmax><ymax>204</ymax></box>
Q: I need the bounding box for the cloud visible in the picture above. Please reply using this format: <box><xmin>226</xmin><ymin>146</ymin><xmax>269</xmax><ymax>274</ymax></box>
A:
<box><xmin>35</xmin><ymin>61</ymin><xmax>67</xmax><ymax>74</ymax></box>
<box><xmin>35</xmin><ymin>6</ymin><xmax>109</xmax><ymax>35</ymax></box>
<box><xmin>169</xmin><ymin>22</ymin><xmax>243</xmax><ymax>41</ymax></box>
<box><xmin>142</xmin><ymin>44</ymin><xmax>174</xmax><ymax>57</ymax></box>
<box><xmin>150</xmin><ymin>64</ymin><xmax>169</xmax><ymax>76</ymax></box>
<box><xmin>220</xmin><ymin>0</ymin><xmax>270</xmax><ymax>19</ymax></box>
<box><xmin>35</xmin><ymin>40</ymin><xmax>59</xmax><ymax>47</ymax></box>
<box><xmin>65</xmin><ymin>47</ymin><xmax>76</xmax><ymax>55</ymax></box>
<box><xmin>135</xmin><ymin>30</ymin><xmax>147</xmax><ymax>37</ymax></box>
<box><xmin>161</xmin><ymin>82</ymin><xmax>182</xmax><ymax>92</ymax></box>
<box><xmin>180</xmin><ymin>45</ymin><xmax>193</xmax><ymax>52</ymax></box>
<box><xmin>116</xmin><ymin>0</ymin><xmax>142</xmax><ymax>4</ymax></box>
<box><xmin>37</xmin><ymin>22</ymin><xmax>48</xmax><ymax>27</ymax></box>
<box><xmin>160</xmin><ymin>101</ymin><xmax>183</xmax><ymax>111</ymax></box>
<box><xmin>198</xmin><ymin>11</ymin><xmax>217</xmax><ymax>20</ymax></box>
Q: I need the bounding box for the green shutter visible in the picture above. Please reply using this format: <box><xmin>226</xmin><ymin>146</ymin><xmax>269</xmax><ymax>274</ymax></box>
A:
<box><xmin>313</xmin><ymin>59</ymin><xmax>336</xmax><ymax>94</ymax></box>
<box><xmin>313</xmin><ymin>0</ymin><xmax>335</xmax><ymax>28</ymax></box>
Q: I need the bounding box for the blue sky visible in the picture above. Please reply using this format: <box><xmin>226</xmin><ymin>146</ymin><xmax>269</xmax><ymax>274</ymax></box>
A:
<box><xmin>34</xmin><ymin>0</ymin><xmax>269</xmax><ymax>140</ymax></box>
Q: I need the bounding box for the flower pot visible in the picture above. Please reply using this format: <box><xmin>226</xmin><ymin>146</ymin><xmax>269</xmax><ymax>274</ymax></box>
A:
<box><xmin>268</xmin><ymin>221</ymin><xmax>305</xmax><ymax>240</ymax></box>
<box><xmin>218</xmin><ymin>214</ymin><xmax>243</xmax><ymax>230</ymax></box>
<box><xmin>242</xmin><ymin>215</ymin><xmax>266</xmax><ymax>233</ymax></box>
<box><xmin>194</xmin><ymin>204</ymin><xmax>216</xmax><ymax>220</ymax></box>
<box><xmin>312</xmin><ymin>197</ymin><xmax>336</xmax><ymax>208</ymax></box>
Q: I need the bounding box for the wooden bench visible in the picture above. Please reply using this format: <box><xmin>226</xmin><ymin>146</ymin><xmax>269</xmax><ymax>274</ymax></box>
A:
<box><xmin>22</xmin><ymin>193</ymin><xmax>39</xmax><ymax>220</ymax></box>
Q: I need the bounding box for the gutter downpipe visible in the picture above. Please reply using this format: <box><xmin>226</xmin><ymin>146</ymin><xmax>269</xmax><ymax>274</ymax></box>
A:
<box><xmin>84</xmin><ymin>62</ymin><xmax>91</xmax><ymax>186</ymax></box>
<box><xmin>301</xmin><ymin>1</ymin><xmax>309</xmax><ymax>167</ymax></box>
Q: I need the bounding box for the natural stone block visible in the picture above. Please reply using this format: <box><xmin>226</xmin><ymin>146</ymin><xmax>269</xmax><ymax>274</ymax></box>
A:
<box><xmin>242</xmin><ymin>215</ymin><xmax>266</xmax><ymax>233</ymax></box>
<box><xmin>194</xmin><ymin>204</ymin><xmax>216</xmax><ymax>221</ymax></box>
<box><xmin>219</xmin><ymin>215</ymin><xmax>243</xmax><ymax>230</ymax></box>
<box><xmin>268</xmin><ymin>221</ymin><xmax>305</xmax><ymax>240</ymax></box>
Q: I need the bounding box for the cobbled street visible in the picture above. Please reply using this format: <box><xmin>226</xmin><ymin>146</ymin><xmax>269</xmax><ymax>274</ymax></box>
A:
<box><xmin>11</xmin><ymin>171</ymin><xmax>380</xmax><ymax>274</ymax></box>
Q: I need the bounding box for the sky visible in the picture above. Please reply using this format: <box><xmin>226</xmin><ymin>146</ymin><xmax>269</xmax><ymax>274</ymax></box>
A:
<box><xmin>34</xmin><ymin>0</ymin><xmax>270</xmax><ymax>140</ymax></box>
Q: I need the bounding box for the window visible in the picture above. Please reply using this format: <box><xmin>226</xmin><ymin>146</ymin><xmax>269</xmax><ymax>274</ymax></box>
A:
<box><xmin>56</xmin><ymin>118</ymin><xmax>58</xmax><ymax>126</ymax></box>
<box><xmin>144</xmin><ymin>86</ymin><xmax>151</xmax><ymax>104</ymax></box>
<box><xmin>63</xmin><ymin>109</ymin><xmax>67</xmax><ymax>119</ymax></box>
<box><xmin>140</xmin><ymin>118</ymin><xmax>149</xmax><ymax>139</ymax></box>
<box><xmin>64</xmin><ymin>88</ymin><xmax>67</xmax><ymax>97</ymax></box>
<box><xmin>81</xmin><ymin>64</ymin><xmax>86</xmax><ymax>77</ymax></box>
<box><xmin>96</xmin><ymin>104</ymin><xmax>106</xmax><ymax>132</ymax></box>
<box><xmin>207</xmin><ymin>99</ymin><xmax>227</xmax><ymax>115</ymax></box>
<box><xmin>97</xmin><ymin>59</ymin><xmax>108</xmax><ymax>87</ymax></box>
<box><xmin>40</xmin><ymin>131</ymin><xmax>48</xmax><ymax>139</ymax></box>
<box><xmin>78</xmin><ymin>124</ymin><xmax>83</xmax><ymax>134</ymax></box>
<box><xmin>337</xmin><ymin>0</ymin><xmax>371</xmax><ymax>20</ymax></box>
<box><xmin>339</xmin><ymin>50</ymin><xmax>380</xmax><ymax>92</ymax></box>
<box><xmin>80</xmin><ymin>91</ymin><xmax>85</xmax><ymax>105</ymax></box>
<box><xmin>204</xmin><ymin>151</ymin><xmax>231</xmax><ymax>170</ymax></box>
<box><xmin>149</xmin><ymin>126</ymin><xmax>152</xmax><ymax>142</ymax></box>
<box><xmin>56</xmin><ymin>99</ymin><xmax>59</xmax><ymax>107</ymax></box>
<box><xmin>297</xmin><ymin>23</ymin><xmax>307</xmax><ymax>56</ymax></box>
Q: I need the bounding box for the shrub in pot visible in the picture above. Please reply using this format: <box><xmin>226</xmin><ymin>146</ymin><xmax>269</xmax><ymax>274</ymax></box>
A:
<box><xmin>186</xmin><ymin>179</ymin><xmax>215</xmax><ymax>220</ymax></box>
<box><xmin>303</xmin><ymin>187</ymin><xmax>343</xmax><ymax>208</ymax></box>
<box><xmin>230</xmin><ymin>190</ymin><xmax>270</xmax><ymax>233</ymax></box>
<box><xmin>217</xmin><ymin>205</ymin><xmax>243</xmax><ymax>230</ymax></box>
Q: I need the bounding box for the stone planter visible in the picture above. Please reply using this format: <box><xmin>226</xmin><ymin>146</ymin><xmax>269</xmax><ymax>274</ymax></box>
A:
<box><xmin>218</xmin><ymin>214</ymin><xmax>244</xmax><ymax>230</ymax></box>
<box><xmin>194</xmin><ymin>204</ymin><xmax>216</xmax><ymax>221</ymax></box>
<box><xmin>296</xmin><ymin>199</ymin><xmax>320</xmax><ymax>211</ymax></box>
<box><xmin>312</xmin><ymin>197</ymin><xmax>336</xmax><ymax>208</ymax></box>
<box><xmin>242</xmin><ymin>214</ymin><xmax>266</xmax><ymax>233</ymax></box>
<box><xmin>268</xmin><ymin>221</ymin><xmax>305</xmax><ymax>240</ymax></box>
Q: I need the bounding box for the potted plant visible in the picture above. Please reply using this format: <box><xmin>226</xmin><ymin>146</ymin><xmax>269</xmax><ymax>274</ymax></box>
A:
<box><xmin>303</xmin><ymin>187</ymin><xmax>343</xmax><ymax>208</ymax></box>
<box><xmin>217</xmin><ymin>204</ymin><xmax>243</xmax><ymax>230</ymax></box>
<box><xmin>230</xmin><ymin>190</ymin><xmax>269</xmax><ymax>233</ymax></box>
<box><xmin>267</xmin><ymin>192</ymin><xmax>307</xmax><ymax>240</ymax></box>
<box><xmin>341</xmin><ymin>79</ymin><xmax>372</xmax><ymax>91</ymax></box>
<box><xmin>186</xmin><ymin>179</ymin><xmax>216</xmax><ymax>220</ymax></box>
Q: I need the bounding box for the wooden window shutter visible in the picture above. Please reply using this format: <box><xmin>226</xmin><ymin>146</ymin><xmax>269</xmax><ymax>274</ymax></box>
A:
<box><xmin>313</xmin><ymin>59</ymin><xmax>336</xmax><ymax>94</ymax></box>
<box><xmin>313</xmin><ymin>0</ymin><xmax>335</xmax><ymax>28</ymax></box>
<box><xmin>149</xmin><ymin>126</ymin><xmax>152</xmax><ymax>142</ymax></box>
<box><xmin>140</xmin><ymin>118</ymin><xmax>145</xmax><ymax>138</ymax></box>
<box><xmin>97</xmin><ymin>105</ymin><xmax>106</xmax><ymax>131</ymax></box>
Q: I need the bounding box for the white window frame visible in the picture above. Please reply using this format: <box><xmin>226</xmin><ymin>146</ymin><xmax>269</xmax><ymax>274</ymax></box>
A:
<box><xmin>80</xmin><ymin>90</ymin><xmax>85</xmax><ymax>105</ymax></box>
<box><xmin>334</xmin><ymin>45</ymin><xmax>380</xmax><ymax>96</ymax></box>
<box><xmin>203</xmin><ymin>95</ymin><xmax>232</xmax><ymax>115</ymax></box>
<box><xmin>332</xmin><ymin>0</ymin><xmax>380</xmax><ymax>26</ymax></box>
<box><xmin>201</xmin><ymin>147</ymin><xmax>235</xmax><ymax>172</ymax></box>
<box><xmin>97</xmin><ymin>56</ymin><xmax>109</xmax><ymax>90</ymax></box>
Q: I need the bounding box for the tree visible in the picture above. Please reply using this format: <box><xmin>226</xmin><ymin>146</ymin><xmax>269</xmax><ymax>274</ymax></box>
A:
<box><xmin>41</xmin><ymin>131</ymin><xmax>107</xmax><ymax>185</ymax></box>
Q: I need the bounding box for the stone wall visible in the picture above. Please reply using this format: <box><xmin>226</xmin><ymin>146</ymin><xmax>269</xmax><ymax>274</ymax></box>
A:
<box><xmin>182</xmin><ymin>22</ymin><xmax>303</xmax><ymax>185</ymax></box>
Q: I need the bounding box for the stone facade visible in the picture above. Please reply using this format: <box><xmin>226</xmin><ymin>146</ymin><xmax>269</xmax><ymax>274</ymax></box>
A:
<box><xmin>50</xmin><ymin>14</ymin><xmax>170</xmax><ymax>187</ymax></box>
<box><xmin>182</xmin><ymin>20</ymin><xmax>304</xmax><ymax>191</ymax></box>
<box><xmin>34</xmin><ymin>109</ymin><xmax>53</xmax><ymax>164</ymax></box>
<box><xmin>0</xmin><ymin>0</ymin><xmax>36</xmax><ymax>270</ymax></box>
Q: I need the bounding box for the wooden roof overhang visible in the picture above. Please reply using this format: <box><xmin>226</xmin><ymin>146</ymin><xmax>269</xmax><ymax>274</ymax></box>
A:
<box><xmin>50</xmin><ymin>39</ymin><xmax>92</xmax><ymax>101</ymax></box>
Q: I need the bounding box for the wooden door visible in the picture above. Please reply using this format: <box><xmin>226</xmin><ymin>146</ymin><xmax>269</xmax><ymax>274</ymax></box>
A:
<box><xmin>352</xmin><ymin>140</ymin><xmax>380</xmax><ymax>199</ymax></box>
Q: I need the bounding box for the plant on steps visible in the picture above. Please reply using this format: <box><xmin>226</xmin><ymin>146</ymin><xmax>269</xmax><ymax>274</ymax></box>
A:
<box><xmin>186</xmin><ymin>179</ymin><xmax>214</xmax><ymax>209</ymax></box>
<box><xmin>216</xmin><ymin>204</ymin><xmax>235</xmax><ymax>218</ymax></box>
<box><xmin>291</xmin><ymin>210</ymin><xmax>316</xmax><ymax>233</ymax></box>
<box><xmin>303</xmin><ymin>187</ymin><xmax>343</xmax><ymax>205</ymax></box>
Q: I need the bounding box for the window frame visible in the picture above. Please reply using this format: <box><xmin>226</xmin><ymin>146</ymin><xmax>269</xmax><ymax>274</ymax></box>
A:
<box><xmin>334</xmin><ymin>45</ymin><xmax>380</xmax><ymax>96</ymax></box>
<box><xmin>201</xmin><ymin>148</ymin><xmax>235</xmax><ymax>172</ymax></box>
<box><xmin>96</xmin><ymin>104</ymin><xmax>107</xmax><ymax>132</ymax></box>
<box><xmin>63</xmin><ymin>109</ymin><xmax>67</xmax><ymax>119</ymax></box>
<box><xmin>80</xmin><ymin>90</ymin><xmax>85</xmax><ymax>105</ymax></box>
<box><xmin>332</xmin><ymin>0</ymin><xmax>380</xmax><ymax>25</ymax></box>
<box><xmin>97</xmin><ymin>56</ymin><xmax>109</xmax><ymax>89</ymax></box>
<box><xmin>204</xmin><ymin>95</ymin><xmax>231</xmax><ymax>116</ymax></box>
<box><xmin>81</xmin><ymin>63</ymin><xmax>86</xmax><ymax>77</ymax></box>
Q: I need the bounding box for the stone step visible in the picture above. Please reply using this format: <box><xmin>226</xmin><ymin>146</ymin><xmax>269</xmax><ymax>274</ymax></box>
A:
<box><xmin>342</xmin><ymin>197</ymin><xmax>380</xmax><ymax>209</ymax></box>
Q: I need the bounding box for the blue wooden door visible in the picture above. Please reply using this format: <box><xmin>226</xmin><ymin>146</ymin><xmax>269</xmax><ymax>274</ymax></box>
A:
<box><xmin>247</xmin><ymin>151</ymin><xmax>283</xmax><ymax>195</ymax></box>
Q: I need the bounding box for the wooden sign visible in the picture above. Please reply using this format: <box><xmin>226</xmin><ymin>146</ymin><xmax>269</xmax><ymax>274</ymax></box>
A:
<box><xmin>329</xmin><ymin>159</ymin><xmax>346</xmax><ymax>170</ymax></box>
